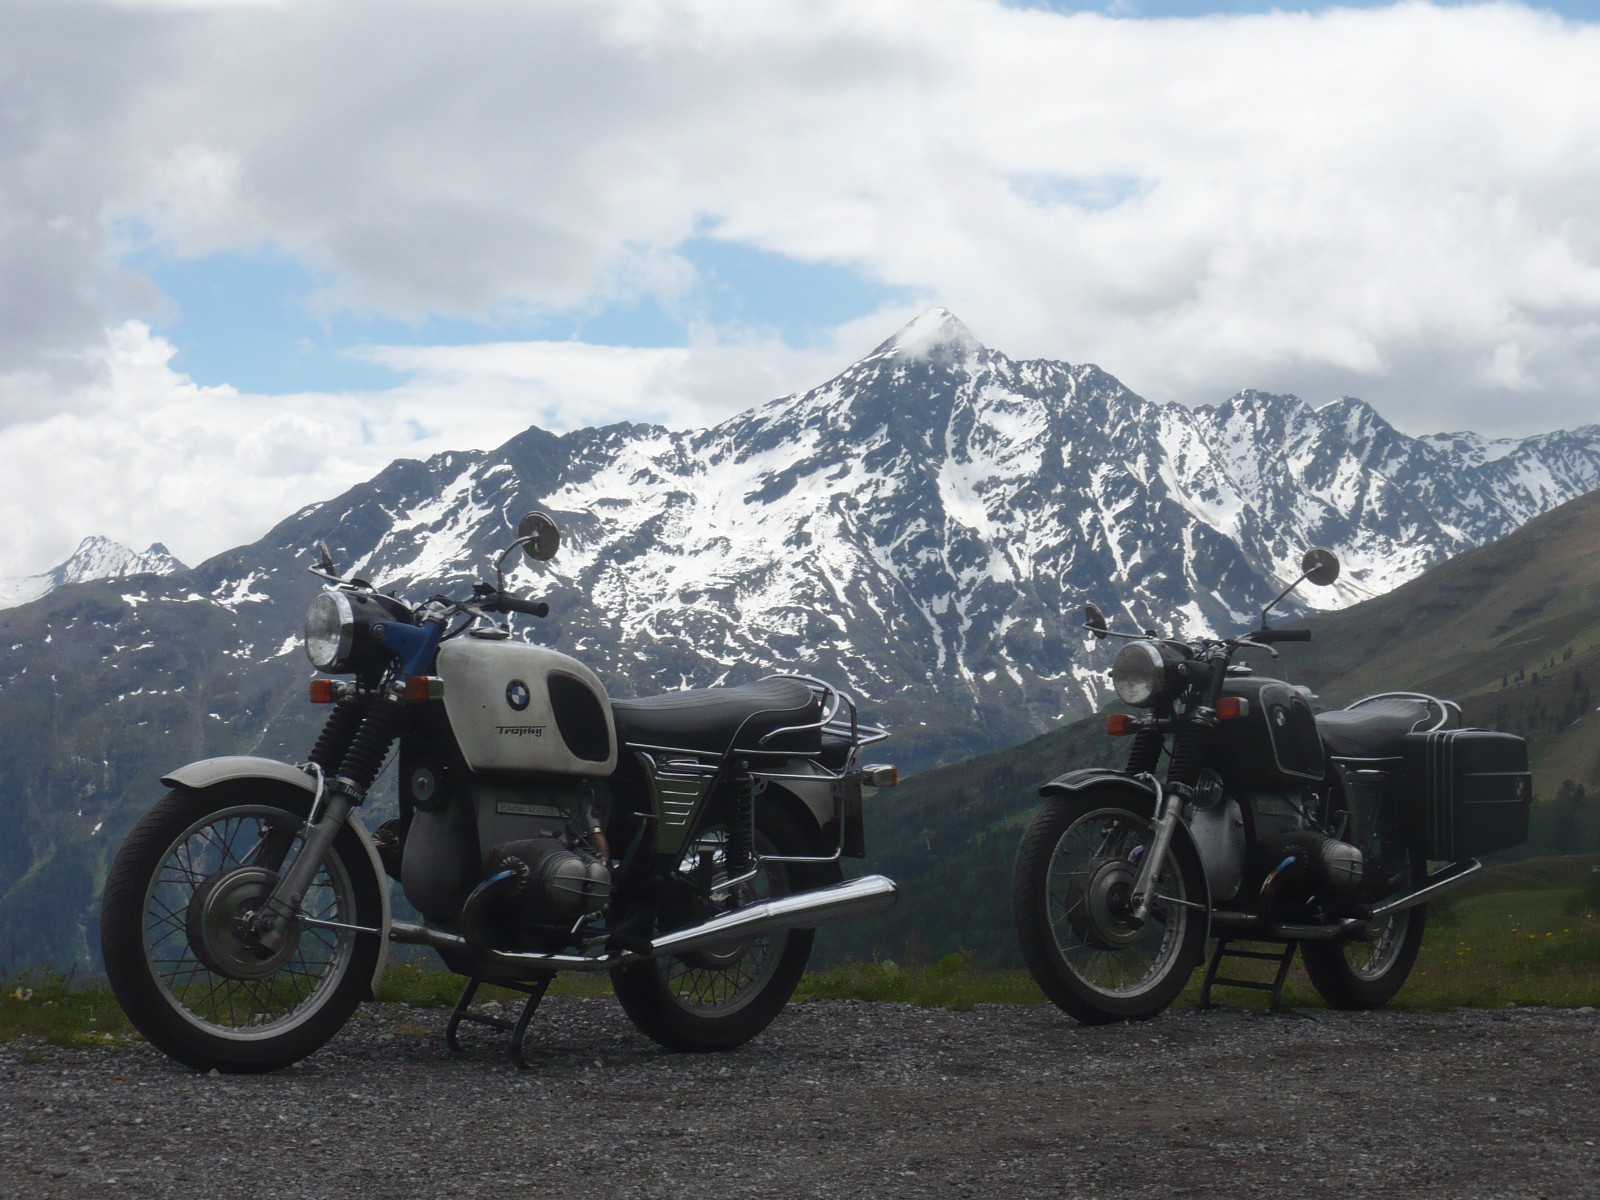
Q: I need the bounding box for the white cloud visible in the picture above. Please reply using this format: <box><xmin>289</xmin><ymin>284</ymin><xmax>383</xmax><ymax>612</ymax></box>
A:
<box><xmin>0</xmin><ymin>321</ymin><xmax>865</xmax><ymax>578</ymax></box>
<box><xmin>2</xmin><ymin>0</ymin><xmax>1599</xmax><ymax>575</ymax></box>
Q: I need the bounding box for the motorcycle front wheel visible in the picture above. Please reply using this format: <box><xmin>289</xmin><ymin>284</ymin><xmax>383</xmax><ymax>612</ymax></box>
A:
<box><xmin>100</xmin><ymin>782</ymin><xmax>384</xmax><ymax>1073</ymax></box>
<box><xmin>1012</xmin><ymin>793</ymin><xmax>1208</xmax><ymax>1024</ymax></box>
<box><xmin>1301</xmin><ymin>843</ymin><xmax>1428</xmax><ymax>1009</ymax></box>
<box><xmin>611</xmin><ymin>801</ymin><xmax>825</xmax><ymax>1052</ymax></box>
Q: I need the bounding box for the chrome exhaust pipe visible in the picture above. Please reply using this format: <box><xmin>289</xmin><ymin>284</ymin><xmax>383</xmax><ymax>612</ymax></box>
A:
<box><xmin>650</xmin><ymin>874</ymin><xmax>898</xmax><ymax>957</ymax></box>
<box><xmin>1367</xmin><ymin>858</ymin><xmax>1481</xmax><ymax>920</ymax></box>
<box><xmin>390</xmin><ymin>873</ymin><xmax>899</xmax><ymax>973</ymax></box>
<box><xmin>389</xmin><ymin>920</ymin><xmax>634</xmax><ymax>971</ymax></box>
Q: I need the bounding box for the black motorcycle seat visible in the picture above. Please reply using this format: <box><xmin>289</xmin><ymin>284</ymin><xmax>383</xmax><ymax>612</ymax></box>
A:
<box><xmin>610</xmin><ymin>677</ymin><xmax>823</xmax><ymax>760</ymax></box>
<box><xmin>1315</xmin><ymin>698</ymin><xmax>1447</xmax><ymax>759</ymax></box>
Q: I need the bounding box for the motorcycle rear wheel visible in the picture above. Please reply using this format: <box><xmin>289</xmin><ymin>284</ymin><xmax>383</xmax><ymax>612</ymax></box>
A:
<box><xmin>611</xmin><ymin>802</ymin><xmax>824</xmax><ymax>1052</ymax></box>
<box><xmin>1301</xmin><ymin>845</ymin><xmax>1428</xmax><ymax>1009</ymax></box>
<box><xmin>1012</xmin><ymin>793</ymin><xmax>1207</xmax><ymax>1024</ymax></box>
<box><xmin>100</xmin><ymin>782</ymin><xmax>383</xmax><ymax>1073</ymax></box>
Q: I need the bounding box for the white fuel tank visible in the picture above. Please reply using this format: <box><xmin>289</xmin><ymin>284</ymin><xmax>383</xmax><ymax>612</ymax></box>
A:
<box><xmin>437</xmin><ymin>636</ymin><xmax>617</xmax><ymax>776</ymax></box>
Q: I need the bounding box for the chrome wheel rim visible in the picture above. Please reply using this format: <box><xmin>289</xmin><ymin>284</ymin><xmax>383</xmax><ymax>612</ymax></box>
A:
<box><xmin>141</xmin><ymin>804</ymin><xmax>357</xmax><ymax>1040</ymax></box>
<box><xmin>1344</xmin><ymin>910</ymin><xmax>1410</xmax><ymax>981</ymax></box>
<box><xmin>1045</xmin><ymin>807</ymin><xmax>1190</xmax><ymax>999</ymax></box>
<box><xmin>656</xmin><ymin>826</ymin><xmax>788</xmax><ymax>1016</ymax></box>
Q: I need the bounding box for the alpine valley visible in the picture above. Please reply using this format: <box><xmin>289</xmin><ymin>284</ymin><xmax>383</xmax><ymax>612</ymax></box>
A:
<box><xmin>3</xmin><ymin>308</ymin><xmax>1599</xmax><ymax>968</ymax></box>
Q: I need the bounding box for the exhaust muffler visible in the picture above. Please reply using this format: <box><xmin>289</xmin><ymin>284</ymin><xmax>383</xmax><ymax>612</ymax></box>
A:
<box><xmin>392</xmin><ymin>873</ymin><xmax>899</xmax><ymax>972</ymax></box>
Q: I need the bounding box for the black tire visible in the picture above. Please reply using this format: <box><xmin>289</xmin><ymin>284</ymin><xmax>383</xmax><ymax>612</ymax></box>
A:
<box><xmin>611</xmin><ymin>800</ymin><xmax>826</xmax><ymax>1052</ymax></box>
<box><xmin>1012</xmin><ymin>792</ymin><xmax>1208</xmax><ymax>1024</ymax></box>
<box><xmin>100</xmin><ymin>782</ymin><xmax>384</xmax><ymax>1073</ymax></box>
<box><xmin>1302</xmin><ymin>843</ymin><xmax>1428</xmax><ymax>1009</ymax></box>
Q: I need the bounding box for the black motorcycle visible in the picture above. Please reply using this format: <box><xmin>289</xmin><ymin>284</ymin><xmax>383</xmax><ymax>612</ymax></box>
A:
<box><xmin>1011</xmin><ymin>548</ymin><xmax>1531</xmax><ymax>1022</ymax></box>
<box><xmin>101</xmin><ymin>513</ymin><xmax>898</xmax><ymax>1071</ymax></box>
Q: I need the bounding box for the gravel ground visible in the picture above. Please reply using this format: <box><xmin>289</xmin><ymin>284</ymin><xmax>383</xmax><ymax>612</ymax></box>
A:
<box><xmin>2</xmin><ymin>999</ymin><xmax>1598</xmax><ymax>1199</ymax></box>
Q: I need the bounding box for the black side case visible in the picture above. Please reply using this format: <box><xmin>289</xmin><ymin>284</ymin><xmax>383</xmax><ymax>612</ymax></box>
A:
<box><xmin>1399</xmin><ymin>729</ymin><xmax>1532</xmax><ymax>860</ymax></box>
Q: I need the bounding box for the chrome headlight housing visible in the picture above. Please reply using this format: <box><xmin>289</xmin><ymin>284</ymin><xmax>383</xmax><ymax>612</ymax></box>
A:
<box><xmin>1111</xmin><ymin>640</ymin><xmax>1185</xmax><ymax>708</ymax></box>
<box><xmin>304</xmin><ymin>591</ymin><xmax>356</xmax><ymax>672</ymax></box>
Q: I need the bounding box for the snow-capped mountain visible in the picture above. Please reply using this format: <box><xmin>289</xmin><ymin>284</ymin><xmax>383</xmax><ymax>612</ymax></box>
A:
<box><xmin>4</xmin><ymin>308</ymin><xmax>1600</xmax><ymax>965</ymax></box>
<box><xmin>0</xmin><ymin>536</ymin><xmax>184</xmax><ymax>610</ymax></box>
<box><xmin>14</xmin><ymin>307</ymin><xmax>1600</xmax><ymax>755</ymax></box>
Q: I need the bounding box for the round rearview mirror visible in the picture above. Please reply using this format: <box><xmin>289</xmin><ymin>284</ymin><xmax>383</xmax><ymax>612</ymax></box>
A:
<box><xmin>517</xmin><ymin>511</ymin><xmax>561</xmax><ymax>562</ymax></box>
<box><xmin>1084</xmin><ymin>602</ymin><xmax>1109</xmax><ymax>640</ymax></box>
<box><xmin>1301</xmin><ymin>547</ymin><xmax>1340</xmax><ymax>587</ymax></box>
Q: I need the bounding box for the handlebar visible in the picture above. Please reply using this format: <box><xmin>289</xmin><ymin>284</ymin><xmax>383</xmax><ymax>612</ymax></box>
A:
<box><xmin>480</xmin><ymin>589</ymin><xmax>549</xmax><ymax>619</ymax></box>
<box><xmin>1251</xmin><ymin>628</ymin><xmax>1312</xmax><ymax>644</ymax></box>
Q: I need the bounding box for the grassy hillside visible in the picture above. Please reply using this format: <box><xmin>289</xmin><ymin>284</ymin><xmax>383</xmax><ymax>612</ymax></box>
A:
<box><xmin>826</xmin><ymin>487</ymin><xmax>1600</xmax><ymax>968</ymax></box>
<box><xmin>1259</xmin><ymin>484</ymin><xmax>1600</xmax><ymax>804</ymax></box>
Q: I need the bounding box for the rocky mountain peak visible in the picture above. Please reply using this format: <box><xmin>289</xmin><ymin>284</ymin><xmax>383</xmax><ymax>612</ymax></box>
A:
<box><xmin>0</xmin><ymin>536</ymin><xmax>185</xmax><ymax>610</ymax></box>
<box><xmin>869</xmin><ymin>307</ymin><xmax>982</xmax><ymax>363</ymax></box>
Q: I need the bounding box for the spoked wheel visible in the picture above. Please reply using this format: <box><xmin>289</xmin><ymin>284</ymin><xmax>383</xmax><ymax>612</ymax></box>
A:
<box><xmin>612</xmin><ymin>802</ymin><xmax>825</xmax><ymax>1051</ymax></box>
<box><xmin>1012</xmin><ymin>793</ymin><xmax>1208</xmax><ymax>1024</ymax></box>
<box><xmin>100</xmin><ymin>783</ymin><xmax>383</xmax><ymax>1073</ymax></box>
<box><xmin>1303</xmin><ymin>841</ymin><xmax>1428</xmax><ymax>1009</ymax></box>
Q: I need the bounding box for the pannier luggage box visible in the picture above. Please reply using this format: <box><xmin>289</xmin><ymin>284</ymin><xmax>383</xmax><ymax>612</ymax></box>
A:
<box><xmin>1400</xmin><ymin>729</ymin><xmax>1531</xmax><ymax>860</ymax></box>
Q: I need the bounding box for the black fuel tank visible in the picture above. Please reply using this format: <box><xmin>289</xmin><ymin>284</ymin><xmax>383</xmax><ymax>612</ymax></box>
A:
<box><xmin>1214</xmin><ymin>677</ymin><xmax>1325</xmax><ymax>789</ymax></box>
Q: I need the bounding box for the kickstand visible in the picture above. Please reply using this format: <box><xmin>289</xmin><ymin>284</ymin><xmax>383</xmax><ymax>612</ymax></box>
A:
<box><xmin>1199</xmin><ymin>938</ymin><xmax>1298</xmax><ymax>1014</ymax></box>
<box><xmin>444</xmin><ymin>974</ymin><xmax>554</xmax><ymax>1069</ymax></box>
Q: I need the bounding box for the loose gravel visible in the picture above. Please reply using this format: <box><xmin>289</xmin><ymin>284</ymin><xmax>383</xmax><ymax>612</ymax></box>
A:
<box><xmin>2</xmin><ymin>999</ymin><xmax>1598</xmax><ymax>1199</ymax></box>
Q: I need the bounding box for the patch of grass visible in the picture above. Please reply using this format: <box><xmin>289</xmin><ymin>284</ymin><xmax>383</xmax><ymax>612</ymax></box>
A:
<box><xmin>0</xmin><ymin>967</ymin><xmax>133</xmax><ymax>1048</ymax></box>
<box><xmin>1189</xmin><ymin>872</ymin><xmax>1600</xmax><ymax>1013</ymax></box>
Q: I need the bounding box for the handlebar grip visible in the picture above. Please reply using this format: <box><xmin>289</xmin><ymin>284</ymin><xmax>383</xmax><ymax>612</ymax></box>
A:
<box><xmin>1256</xmin><ymin>628</ymin><xmax>1312</xmax><ymax>644</ymax></box>
<box><xmin>490</xmin><ymin>592</ymin><xmax>549</xmax><ymax>619</ymax></box>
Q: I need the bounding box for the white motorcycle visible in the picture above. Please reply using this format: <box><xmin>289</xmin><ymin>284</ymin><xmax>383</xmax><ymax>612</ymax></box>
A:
<box><xmin>101</xmin><ymin>513</ymin><xmax>898</xmax><ymax>1072</ymax></box>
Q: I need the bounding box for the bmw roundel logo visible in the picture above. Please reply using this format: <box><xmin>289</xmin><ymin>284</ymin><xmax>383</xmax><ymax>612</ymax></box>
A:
<box><xmin>506</xmin><ymin>680</ymin><xmax>531</xmax><ymax>712</ymax></box>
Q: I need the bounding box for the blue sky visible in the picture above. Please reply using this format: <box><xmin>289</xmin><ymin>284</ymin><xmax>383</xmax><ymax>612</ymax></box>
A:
<box><xmin>125</xmin><ymin>0</ymin><xmax>1598</xmax><ymax>400</ymax></box>
<box><xmin>129</xmin><ymin>235</ymin><xmax>915</xmax><ymax>396</ymax></box>
<box><xmin>2</xmin><ymin>0</ymin><xmax>1598</xmax><ymax>580</ymax></box>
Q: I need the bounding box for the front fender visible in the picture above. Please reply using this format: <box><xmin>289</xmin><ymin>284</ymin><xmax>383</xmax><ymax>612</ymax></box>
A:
<box><xmin>1037</xmin><ymin>768</ymin><xmax>1212</xmax><ymax>936</ymax></box>
<box><xmin>162</xmin><ymin>755</ymin><xmax>320</xmax><ymax>795</ymax></box>
<box><xmin>1040</xmin><ymin>768</ymin><xmax>1160</xmax><ymax>804</ymax></box>
<box><xmin>160</xmin><ymin>755</ymin><xmax>391</xmax><ymax>996</ymax></box>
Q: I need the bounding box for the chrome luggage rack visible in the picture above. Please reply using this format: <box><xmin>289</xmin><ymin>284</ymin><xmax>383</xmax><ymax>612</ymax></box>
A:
<box><xmin>623</xmin><ymin>675</ymin><xmax>890</xmax><ymax>874</ymax></box>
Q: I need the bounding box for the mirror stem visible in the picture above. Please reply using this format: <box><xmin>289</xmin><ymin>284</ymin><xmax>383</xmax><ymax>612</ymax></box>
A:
<box><xmin>1260</xmin><ymin>570</ymin><xmax>1310</xmax><ymax>629</ymax></box>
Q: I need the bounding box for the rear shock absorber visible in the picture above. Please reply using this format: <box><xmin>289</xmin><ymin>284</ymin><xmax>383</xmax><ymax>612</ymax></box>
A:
<box><xmin>724</xmin><ymin>765</ymin><xmax>755</xmax><ymax>877</ymax></box>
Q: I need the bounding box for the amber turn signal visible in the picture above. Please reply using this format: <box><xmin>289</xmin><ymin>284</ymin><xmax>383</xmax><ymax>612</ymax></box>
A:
<box><xmin>1214</xmin><ymin>696</ymin><xmax>1250</xmax><ymax>721</ymax></box>
<box><xmin>403</xmin><ymin>675</ymin><xmax>444</xmax><ymax>702</ymax></box>
<box><xmin>1105</xmin><ymin>714</ymin><xmax>1135</xmax><ymax>736</ymax></box>
<box><xmin>308</xmin><ymin>678</ymin><xmax>336</xmax><ymax>704</ymax></box>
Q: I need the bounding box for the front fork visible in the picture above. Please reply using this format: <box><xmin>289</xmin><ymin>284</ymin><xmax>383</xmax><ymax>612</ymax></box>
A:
<box><xmin>253</xmin><ymin>791</ymin><xmax>358</xmax><ymax>952</ymax></box>
<box><xmin>252</xmin><ymin>692</ymin><xmax>405</xmax><ymax>954</ymax></box>
<box><xmin>1128</xmin><ymin>714</ymin><xmax>1212</xmax><ymax>922</ymax></box>
<box><xmin>1129</xmin><ymin>775</ymin><xmax>1183</xmax><ymax>922</ymax></box>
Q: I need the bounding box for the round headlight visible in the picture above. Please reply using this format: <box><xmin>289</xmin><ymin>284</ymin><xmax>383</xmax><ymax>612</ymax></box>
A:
<box><xmin>1112</xmin><ymin>641</ymin><xmax>1170</xmax><ymax>708</ymax></box>
<box><xmin>304</xmin><ymin>591</ymin><xmax>355</xmax><ymax>672</ymax></box>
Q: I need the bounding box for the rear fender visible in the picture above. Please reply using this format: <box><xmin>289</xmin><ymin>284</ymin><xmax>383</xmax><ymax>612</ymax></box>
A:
<box><xmin>160</xmin><ymin>756</ymin><xmax>391</xmax><ymax>996</ymax></box>
<box><xmin>757</xmin><ymin>763</ymin><xmax>845</xmax><ymax>887</ymax></box>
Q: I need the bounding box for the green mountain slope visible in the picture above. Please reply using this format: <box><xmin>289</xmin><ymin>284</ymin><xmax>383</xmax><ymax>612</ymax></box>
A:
<box><xmin>1257</xmin><ymin>485</ymin><xmax>1600</xmax><ymax>807</ymax></box>
<box><xmin>827</xmin><ymin>487</ymin><xmax>1600</xmax><ymax>967</ymax></box>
